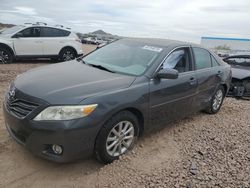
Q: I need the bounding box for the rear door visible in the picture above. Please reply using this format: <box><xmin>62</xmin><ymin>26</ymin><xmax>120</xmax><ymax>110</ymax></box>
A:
<box><xmin>149</xmin><ymin>47</ymin><xmax>198</xmax><ymax>127</ymax></box>
<box><xmin>192</xmin><ymin>47</ymin><xmax>222</xmax><ymax>110</ymax></box>
<box><xmin>12</xmin><ymin>27</ymin><xmax>43</xmax><ymax>56</ymax></box>
<box><xmin>40</xmin><ymin>27</ymin><xmax>71</xmax><ymax>55</ymax></box>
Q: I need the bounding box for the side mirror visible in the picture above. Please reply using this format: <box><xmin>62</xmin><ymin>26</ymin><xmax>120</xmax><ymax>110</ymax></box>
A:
<box><xmin>156</xmin><ymin>68</ymin><xmax>179</xmax><ymax>79</ymax></box>
<box><xmin>12</xmin><ymin>33</ymin><xmax>23</xmax><ymax>38</ymax></box>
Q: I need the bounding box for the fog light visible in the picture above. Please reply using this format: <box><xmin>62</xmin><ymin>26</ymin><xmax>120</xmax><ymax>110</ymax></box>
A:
<box><xmin>52</xmin><ymin>144</ymin><xmax>63</xmax><ymax>155</ymax></box>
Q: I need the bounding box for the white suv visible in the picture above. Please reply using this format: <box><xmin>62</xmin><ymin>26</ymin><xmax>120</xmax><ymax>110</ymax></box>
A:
<box><xmin>0</xmin><ymin>23</ymin><xmax>83</xmax><ymax>63</ymax></box>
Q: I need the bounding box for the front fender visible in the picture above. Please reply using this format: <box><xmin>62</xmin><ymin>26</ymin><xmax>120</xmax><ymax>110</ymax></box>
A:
<box><xmin>0</xmin><ymin>38</ymin><xmax>15</xmax><ymax>54</ymax></box>
<box><xmin>79</xmin><ymin>78</ymin><xmax>150</xmax><ymax>133</ymax></box>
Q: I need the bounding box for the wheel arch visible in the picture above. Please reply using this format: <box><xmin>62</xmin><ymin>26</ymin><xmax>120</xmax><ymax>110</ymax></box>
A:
<box><xmin>95</xmin><ymin>106</ymin><xmax>145</xmax><ymax>142</ymax></box>
<box><xmin>122</xmin><ymin>107</ymin><xmax>144</xmax><ymax>136</ymax></box>
<box><xmin>59</xmin><ymin>46</ymin><xmax>77</xmax><ymax>56</ymax></box>
<box><xmin>222</xmin><ymin>83</ymin><xmax>228</xmax><ymax>95</ymax></box>
<box><xmin>0</xmin><ymin>43</ymin><xmax>15</xmax><ymax>56</ymax></box>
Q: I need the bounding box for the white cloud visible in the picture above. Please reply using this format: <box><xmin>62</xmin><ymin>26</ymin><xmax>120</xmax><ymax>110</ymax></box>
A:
<box><xmin>14</xmin><ymin>6</ymin><xmax>37</xmax><ymax>15</ymax></box>
<box><xmin>0</xmin><ymin>6</ymin><xmax>37</xmax><ymax>16</ymax></box>
<box><xmin>0</xmin><ymin>0</ymin><xmax>250</xmax><ymax>42</ymax></box>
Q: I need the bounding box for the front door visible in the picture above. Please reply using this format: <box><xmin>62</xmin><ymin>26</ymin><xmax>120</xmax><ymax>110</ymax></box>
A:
<box><xmin>149</xmin><ymin>47</ymin><xmax>197</xmax><ymax>128</ymax></box>
<box><xmin>12</xmin><ymin>27</ymin><xmax>43</xmax><ymax>56</ymax></box>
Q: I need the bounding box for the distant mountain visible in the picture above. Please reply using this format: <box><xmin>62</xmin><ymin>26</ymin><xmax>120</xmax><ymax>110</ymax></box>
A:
<box><xmin>0</xmin><ymin>23</ymin><xmax>15</xmax><ymax>29</ymax></box>
<box><xmin>79</xmin><ymin>30</ymin><xmax>122</xmax><ymax>41</ymax></box>
<box><xmin>91</xmin><ymin>30</ymin><xmax>111</xmax><ymax>35</ymax></box>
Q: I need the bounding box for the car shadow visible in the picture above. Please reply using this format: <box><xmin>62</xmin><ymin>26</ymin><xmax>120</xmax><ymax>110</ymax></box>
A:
<box><xmin>13</xmin><ymin>59</ymin><xmax>54</xmax><ymax>64</ymax></box>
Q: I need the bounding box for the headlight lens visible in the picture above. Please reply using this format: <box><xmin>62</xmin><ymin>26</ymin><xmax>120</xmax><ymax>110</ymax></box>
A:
<box><xmin>33</xmin><ymin>104</ymin><xmax>98</xmax><ymax>121</ymax></box>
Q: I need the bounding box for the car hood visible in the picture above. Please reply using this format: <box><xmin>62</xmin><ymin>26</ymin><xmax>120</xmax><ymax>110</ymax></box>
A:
<box><xmin>231</xmin><ymin>65</ymin><xmax>250</xmax><ymax>80</ymax></box>
<box><xmin>14</xmin><ymin>61</ymin><xmax>136</xmax><ymax>104</ymax></box>
<box><xmin>0</xmin><ymin>34</ymin><xmax>12</xmax><ymax>39</ymax></box>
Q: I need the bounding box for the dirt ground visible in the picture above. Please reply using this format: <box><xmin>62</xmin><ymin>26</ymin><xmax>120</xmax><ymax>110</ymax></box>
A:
<box><xmin>0</xmin><ymin>44</ymin><xmax>249</xmax><ymax>188</ymax></box>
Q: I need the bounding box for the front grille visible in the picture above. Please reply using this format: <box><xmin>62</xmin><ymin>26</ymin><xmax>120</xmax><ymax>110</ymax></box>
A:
<box><xmin>6</xmin><ymin>98</ymin><xmax>39</xmax><ymax>118</ymax></box>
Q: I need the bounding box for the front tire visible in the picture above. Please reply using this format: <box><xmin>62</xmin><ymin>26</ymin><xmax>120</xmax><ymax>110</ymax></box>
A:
<box><xmin>0</xmin><ymin>47</ymin><xmax>13</xmax><ymax>64</ymax></box>
<box><xmin>95</xmin><ymin>111</ymin><xmax>139</xmax><ymax>164</ymax></box>
<box><xmin>205</xmin><ymin>86</ymin><xmax>225</xmax><ymax>114</ymax></box>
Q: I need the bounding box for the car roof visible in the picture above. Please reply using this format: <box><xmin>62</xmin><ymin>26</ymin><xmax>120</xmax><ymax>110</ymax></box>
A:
<box><xmin>121</xmin><ymin>37</ymin><xmax>201</xmax><ymax>48</ymax></box>
<box><xmin>22</xmin><ymin>24</ymin><xmax>71</xmax><ymax>32</ymax></box>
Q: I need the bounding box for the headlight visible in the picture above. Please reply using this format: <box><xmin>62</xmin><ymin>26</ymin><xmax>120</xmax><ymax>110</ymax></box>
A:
<box><xmin>33</xmin><ymin>104</ymin><xmax>98</xmax><ymax>121</ymax></box>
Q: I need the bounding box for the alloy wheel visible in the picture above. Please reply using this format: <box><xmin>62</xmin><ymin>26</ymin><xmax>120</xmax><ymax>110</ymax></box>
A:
<box><xmin>62</xmin><ymin>50</ymin><xmax>75</xmax><ymax>61</ymax></box>
<box><xmin>106</xmin><ymin>121</ymin><xmax>135</xmax><ymax>157</ymax></box>
<box><xmin>0</xmin><ymin>50</ymin><xmax>10</xmax><ymax>64</ymax></box>
<box><xmin>212</xmin><ymin>89</ymin><xmax>223</xmax><ymax>111</ymax></box>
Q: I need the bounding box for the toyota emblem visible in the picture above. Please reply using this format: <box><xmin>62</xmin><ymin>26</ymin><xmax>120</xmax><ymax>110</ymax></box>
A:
<box><xmin>8</xmin><ymin>88</ymin><xmax>16</xmax><ymax>100</ymax></box>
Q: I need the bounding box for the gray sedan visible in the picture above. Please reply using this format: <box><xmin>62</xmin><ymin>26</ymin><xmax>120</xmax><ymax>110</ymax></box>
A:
<box><xmin>3</xmin><ymin>38</ymin><xmax>231</xmax><ymax>163</ymax></box>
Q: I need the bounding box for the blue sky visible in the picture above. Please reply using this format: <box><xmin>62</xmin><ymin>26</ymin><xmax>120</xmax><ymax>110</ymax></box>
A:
<box><xmin>0</xmin><ymin>0</ymin><xmax>250</xmax><ymax>43</ymax></box>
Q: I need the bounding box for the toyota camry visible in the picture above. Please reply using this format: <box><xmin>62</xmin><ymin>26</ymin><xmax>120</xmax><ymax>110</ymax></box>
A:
<box><xmin>3</xmin><ymin>38</ymin><xmax>231</xmax><ymax>163</ymax></box>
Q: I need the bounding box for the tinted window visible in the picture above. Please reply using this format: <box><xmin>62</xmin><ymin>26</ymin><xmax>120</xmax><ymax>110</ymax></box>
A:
<box><xmin>41</xmin><ymin>27</ymin><xmax>70</xmax><ymax>37</ymax></box>
<box><xmin>163</xmin><ymin>48</ymin><xmax>191</xmax><ymax>73</ymax></box>
<box><xmin>193</xmin><ymin>48</ymin><xmax>211</xmax><ymax>70</ymax></box>
<box><xmin>17</xmin><ymin>27</ymin><xmax>41</xmax><ymax>37</ymax></box>
<box><xmin>211</xmin><ymin>55</ymin><xmax>220</xmax><ymax>66</ymax></box>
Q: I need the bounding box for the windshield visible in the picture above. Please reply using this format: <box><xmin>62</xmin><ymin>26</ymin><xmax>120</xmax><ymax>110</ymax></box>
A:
<box><xmin>225</xmin><ymin>57</ymin><xmax>250</xmax><ymax>67</ymax></box>
<box><xmin>0</xmin><ymin>25</ymin><xmax>25</xmax><ymax>35</ymax></box>
<box><xmin>83</xmin><ymin>40</ymin><xmax>164</xmax><ymax>76</ymax></box>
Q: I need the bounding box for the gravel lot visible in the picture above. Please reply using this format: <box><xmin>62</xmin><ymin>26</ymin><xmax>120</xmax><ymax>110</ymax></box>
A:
<box><xmin>0</xmin><ymin>45</ymin><xmax>249</xmax><ymax>187</ymax></box>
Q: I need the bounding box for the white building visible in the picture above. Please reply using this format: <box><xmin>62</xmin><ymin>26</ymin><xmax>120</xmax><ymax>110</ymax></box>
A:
<box><xmin>201</xmin><ymin>37</ymin><xmax>250</xmax><ymax>55</ymax></box>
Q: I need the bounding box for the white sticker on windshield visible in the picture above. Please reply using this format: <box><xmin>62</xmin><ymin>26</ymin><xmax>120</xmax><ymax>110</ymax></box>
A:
<box><xmin>142</xmin><ymin>45</ymin><xmax>163</xmax><ymax>52</ymax></box>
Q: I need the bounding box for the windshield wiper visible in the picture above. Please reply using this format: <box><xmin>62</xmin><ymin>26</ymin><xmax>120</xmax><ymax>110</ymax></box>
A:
<box><xmin>87</xmin><ymin>63</ymin><xmax>116</xmax><ymax>73</ymax></box>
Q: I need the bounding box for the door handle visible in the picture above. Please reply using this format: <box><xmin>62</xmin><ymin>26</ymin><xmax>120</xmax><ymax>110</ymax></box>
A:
<box><xmin>189</xmin><ymin>77</ymin><xmax>196</xmax><ymax>85</ymax></box>
<box><xmin>217</xmin><ymin>70</ymin><xmax>222</xmax><ymax>77</ymax></box>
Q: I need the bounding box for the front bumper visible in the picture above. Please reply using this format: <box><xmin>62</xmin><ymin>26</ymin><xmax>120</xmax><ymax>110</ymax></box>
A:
<box><xmin>3</xmin><ymin>102</ymin><xmax>101</xmax><ymax>163</ymax></box>
<box><xmin>227</xmin><ymin>80</ymin><xmax>250</xmax><ymax>98</ymax></box>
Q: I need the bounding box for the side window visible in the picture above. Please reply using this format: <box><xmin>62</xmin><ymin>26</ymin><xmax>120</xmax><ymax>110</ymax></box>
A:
<box><xmin>62</xmin><ymin>30</ymin><xmax>71</xmax><ymax>36</ymax></box>
<box><xmin>193</xmin><ymin>48</ymin><xmax>211</xmax><ymax>70</ymax></box>
<box><xmin>211</xmin><ymin>55</ymin><xmax>220</xmax><ymax>67</ymax></box>
<box><xmin>17</xmin><ymin>27</ymin><xmax>40</xmax><ymax>37</ymax></box>
<box><xmin>41</xmin><ymin>27</ymin><xmax>70</xmax><ymax>37</ymax></box>
<box><xmin>163</xmin><ymin>48</ymin><xmax>191</xmax><ymax>73</ymax></box>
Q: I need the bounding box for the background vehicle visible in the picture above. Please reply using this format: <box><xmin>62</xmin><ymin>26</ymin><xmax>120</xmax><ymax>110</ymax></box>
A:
<box><xmin>223</xmin><ymin>55</ymin><xmax>250</xmax><ymax>99</ymax></box>
<box><xmin>0</xmin><ymin>22</ymin><xmax>83</xmax><ymax>63</ymax></box>
<box><xmin>81</xmin><ymin>37</ymin><xmax>105</xmax><ymax>45</ymax></box>
<box><xmin>3</xmin><ymin>38</ymin><xmax>231</xmax><ymax>163</ymax></box>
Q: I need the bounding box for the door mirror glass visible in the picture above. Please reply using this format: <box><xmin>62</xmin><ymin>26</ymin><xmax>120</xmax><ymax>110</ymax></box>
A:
<box><xmin>157</xmin><ymin>68</ymin><xmax>179</xmax><ymax>79</ymax></box>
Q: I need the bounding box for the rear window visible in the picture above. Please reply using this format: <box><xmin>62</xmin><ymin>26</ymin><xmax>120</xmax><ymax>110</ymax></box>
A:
<box><xmin>193</xmin><ymin>47</ymin><xmax>212</xmax><ymax>70</ymax></box>
<box><xmin>211</xmin><ymin>55</ymin><xmax>220</xmax><ymax>67</ymax></box>
<box><xmin>41</xmin><ymin>27</ymin><xmax>70</xmax><ymax>37</ymax></box>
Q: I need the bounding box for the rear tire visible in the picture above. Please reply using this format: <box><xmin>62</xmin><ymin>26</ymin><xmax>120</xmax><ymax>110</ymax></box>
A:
<box><xmin>205</xmin><ymin>86</ymin><xmax>225</xmax><ymax>114</ymax></box>
<box><xmin>0</xmin><ymin>47</ymin><xmax>13</xmax><ymax>64</ymax></box>
<box><xmin>59</xmin><ymin>48</ymin><xmax>76</xmax><ymax>62</ymax></box>
<box><xmin>94</xmin><ymin>111</ymin><xmax>139</xmax><ymax>164</ymax></box>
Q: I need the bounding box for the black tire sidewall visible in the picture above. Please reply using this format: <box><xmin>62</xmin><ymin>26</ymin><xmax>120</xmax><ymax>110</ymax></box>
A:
<box><xmin>0</xmin><ymin>47</ymin><xmax>13</xmax><ymax>63</ymax></box>
<box><xmin>95</xmin><ymin>111</ymin><xmax>139</xmax><ymax>164</ymax></box>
